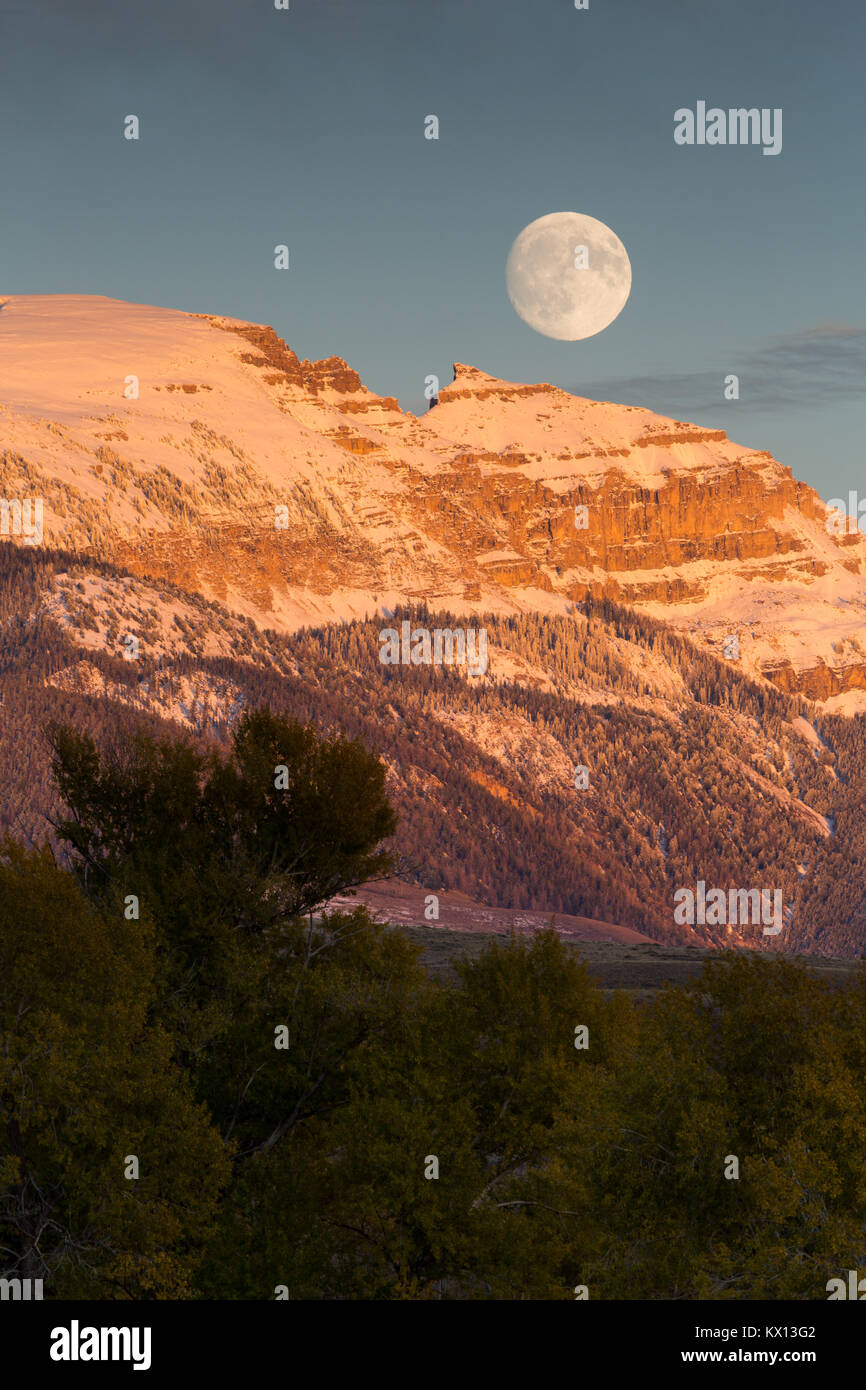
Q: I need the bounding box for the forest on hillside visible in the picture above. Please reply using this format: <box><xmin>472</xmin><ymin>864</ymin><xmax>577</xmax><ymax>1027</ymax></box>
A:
<box><xmin>1</xmin><ymin>544</ymin><xmax>865</xmax><ymax>952</ymax></box>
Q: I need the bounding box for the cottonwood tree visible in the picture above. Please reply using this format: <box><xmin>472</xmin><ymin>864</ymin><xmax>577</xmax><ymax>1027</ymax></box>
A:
<box><xmin>46</xmin><ymin>709</ymin><xmax>413</xmax><ymax>1188</ymax></box>
<box><xmin>0</xmin><ymin>844</ymin><xmax>230</xmax><ymax>1297</ymax></box>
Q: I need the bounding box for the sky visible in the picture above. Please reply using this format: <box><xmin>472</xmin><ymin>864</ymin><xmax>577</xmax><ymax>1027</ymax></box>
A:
<box><xmin>0</xmin><ymin>0</ymin><xmax>864</xmax><ymax>498</ymax></box>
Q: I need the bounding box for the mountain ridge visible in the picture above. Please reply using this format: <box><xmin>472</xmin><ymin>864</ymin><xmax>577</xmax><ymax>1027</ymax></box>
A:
<box><xmin>1</xmin><ymin>293</ymin><xmax>865</xmax><ymax>707</ymax></box>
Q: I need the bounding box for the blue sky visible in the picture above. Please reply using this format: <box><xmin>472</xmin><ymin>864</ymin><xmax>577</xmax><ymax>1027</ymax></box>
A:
<box><xmin>1</xmin><ymin>0</ymin><xmax>864</xmax><ymax>497</ymax></box>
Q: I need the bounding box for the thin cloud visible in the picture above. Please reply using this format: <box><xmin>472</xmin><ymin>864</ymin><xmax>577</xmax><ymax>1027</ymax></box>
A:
<box><xmin>583</xmin><ymin>324</ymin><xmax>866</xmax><ymax>414</ymax></box>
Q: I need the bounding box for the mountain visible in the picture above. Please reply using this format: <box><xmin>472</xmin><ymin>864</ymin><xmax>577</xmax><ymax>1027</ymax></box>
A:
<box><xmin>2</xmin><ymin>293</ymin><xmax>865</xmax><ymax>706</ymax></box>
<box><xmin>2</xmin><ymin>293</ymin><xmax>866</xmax><ymax>957</ymax></box>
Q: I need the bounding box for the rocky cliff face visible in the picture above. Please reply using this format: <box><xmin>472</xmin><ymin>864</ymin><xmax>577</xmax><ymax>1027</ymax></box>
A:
<box><xmin>1</xmin><ymin>294</ymin><xmax>864</xmax><ymax>705</ymax></box>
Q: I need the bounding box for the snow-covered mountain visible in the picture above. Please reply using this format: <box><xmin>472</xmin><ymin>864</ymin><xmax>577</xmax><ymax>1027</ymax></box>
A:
<box><xmin>2</xmin><ymin>293</ymin><xmax>865</xmax><ymax>707</ymax></box>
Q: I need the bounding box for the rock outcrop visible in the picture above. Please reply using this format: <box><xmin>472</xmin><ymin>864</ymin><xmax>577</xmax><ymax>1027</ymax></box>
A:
<box><xmin>2</xmin><ymin>294</ymin><xmax>864</xmax><ymax>702</ymax></box>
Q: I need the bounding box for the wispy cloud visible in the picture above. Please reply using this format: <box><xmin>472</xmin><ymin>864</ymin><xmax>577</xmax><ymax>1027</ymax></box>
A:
<box><xmin>582</xmin><ymin>324</ymin><xmax>866</xmax><ymax>414</ymax></box>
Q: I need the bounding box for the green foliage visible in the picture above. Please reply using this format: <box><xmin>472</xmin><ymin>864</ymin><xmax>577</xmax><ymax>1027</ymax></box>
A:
<box><xmin>198</xmin><ymin>938</ymin><xmax>866</xmax><ymax>1301</ymax></box>
<box><xmin>577</xmin><ymin>955</ymin><xmax>866</xmax><ymax>1298</ymax></box>
<box><xmin>3</xmin><ymin>705</ymin><xmax>866</xmax><ymax>1301</ymax></box>
<box><xmin>0</xmin><ymin>844</ymin><xmax>230</xmax><ymax>1297</ymax></box>
<box><xmin>48</xmin><ymin>708</ymin><xmax>396</xmax><ymax>930</ymax></box>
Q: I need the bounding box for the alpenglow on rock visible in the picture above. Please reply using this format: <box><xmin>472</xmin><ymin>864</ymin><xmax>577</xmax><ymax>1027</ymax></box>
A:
<box><xmin>1</xmin><ymin>293</ymin><xmax>865</xmax><ymax>706</ymax></box>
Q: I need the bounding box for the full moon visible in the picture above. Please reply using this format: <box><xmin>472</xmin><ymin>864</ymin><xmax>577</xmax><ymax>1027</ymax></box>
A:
<box><xmin>505</xmin><ymin>212</ymin><xmax>632</xmax><ymax>341</ymax></box>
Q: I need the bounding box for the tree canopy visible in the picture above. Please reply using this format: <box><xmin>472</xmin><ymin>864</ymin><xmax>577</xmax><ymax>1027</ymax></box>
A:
<box><xmin>1</xmin><ymin>706</ymin><xmax>863</xmax><ymax>1299</ymax></box>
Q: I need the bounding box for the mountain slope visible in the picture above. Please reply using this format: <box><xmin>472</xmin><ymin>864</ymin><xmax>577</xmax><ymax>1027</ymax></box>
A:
<box><xmin>2</xmin><ymin>540</ymin><xmax>864</xmax><ymax>954</ymax></box>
